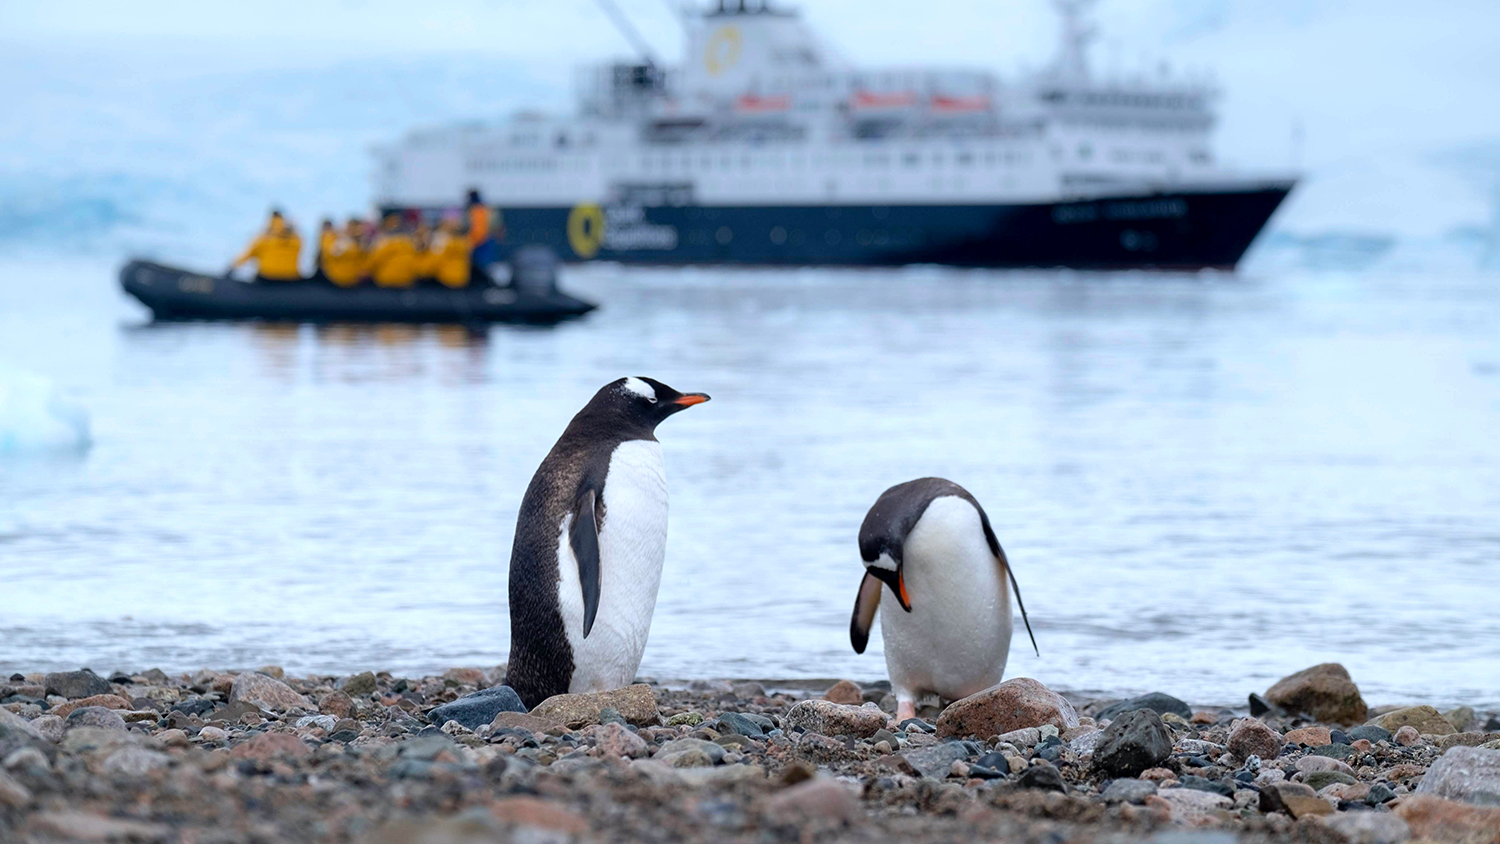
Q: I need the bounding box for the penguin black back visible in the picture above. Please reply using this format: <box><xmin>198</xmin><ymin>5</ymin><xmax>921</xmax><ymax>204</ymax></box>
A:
<box><xmin>503</xmin><ymin>377</ymin><xmax>709</xmax><ymax>708</ymax></box>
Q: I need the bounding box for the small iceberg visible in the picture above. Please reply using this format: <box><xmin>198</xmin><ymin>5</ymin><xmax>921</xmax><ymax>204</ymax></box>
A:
<box><xmin>0</xmin><ymin>362</ymin><xmax>92</xmax><ymax>454</ymax></box>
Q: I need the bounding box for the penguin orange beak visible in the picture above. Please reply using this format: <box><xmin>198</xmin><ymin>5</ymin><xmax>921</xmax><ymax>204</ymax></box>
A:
<box><xmin>674</xmin><ymin>393</ymin><xmax>710</xmax><ymax>406</ymax></box>
<box><xmin>870</xmin><ymin>566</ymin><xmax>912</xmax><ymax>613</ymax></box>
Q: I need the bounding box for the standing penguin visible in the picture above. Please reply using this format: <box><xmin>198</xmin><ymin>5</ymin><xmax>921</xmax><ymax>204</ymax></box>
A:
<box><xmin>503</xmin><ymin>377</ymin><xmax>709</xmax><ymax>709</ymax></box>
<box><xmin>849</xmin><ymin>477</ymin><xmax>1037</xmax><ymax>722</ymax></box>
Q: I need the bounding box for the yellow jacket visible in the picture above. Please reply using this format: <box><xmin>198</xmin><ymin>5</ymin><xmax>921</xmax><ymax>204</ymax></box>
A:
<box><xmin>369</xmin><ymin>233</ymin><xmax>417</xmax><ymax>288</ymax></box>
<box><xmin>234</xmin><ymin>231</ymin><xmax>302</xmax><ymax>280</ymax></box>
<box><xmin>322</xmin><ymin>235</ymin><xmax>366</xmax><ymax>287</ymax></box>
<box><xmin>415</xmin><ymin>242</ymin><xmax>440</xmax><ymax>280</ymax></box>
<box><xmin>433</xmin><ymin>232</ymin><xmax>471</xmax><ymax>288</ymax></box>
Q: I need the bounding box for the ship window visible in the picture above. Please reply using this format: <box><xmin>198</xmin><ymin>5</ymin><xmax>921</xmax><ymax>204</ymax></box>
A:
<box><xmin>903</xmin><ymin>152</ymin><xmax>919</xmax><ymax>167</ymax></box>
<box><xmin>700</xmin><ymin>155</ymin><xmax>712</xmax><ymax>168</ymax></box>
<box><xmin>1077</xmin><ymin>143</ymin><xmax>1093</xmax><ymax>160</ymax></box>
<box><xmin>957</xmin><ymin>152</ymin><xmax>973</xmax><ymax>166</ymax></box>
<box><xmin>931</xmin><ymin>153</ymin><xmax>945</xmax><ymax>166</ymax></box>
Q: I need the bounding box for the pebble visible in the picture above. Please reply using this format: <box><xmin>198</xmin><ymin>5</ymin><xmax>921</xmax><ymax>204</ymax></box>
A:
<box><xmin>1394</xmin><ymin>725</ymin><xmax>1421</xmax><ymax>746</ymax></box>
<box><xmin>1371</xmin><ymin>705</ymin><xmax>1458</xmax><ymax>737</ymax></box>
<box><xmin>1305</xmin><ymin>770</ymin><xmax>1357</xmax><ymax>791</ymax></box>
<box><xmin>1015</xmin><ymin>763</ymin><xmax>1067</xmax><ymax>793</ymax></box>
<box><xmin>713</xmin><ymin>712</ymin><xmax>764</xmax><ymax>737</ymax></box>
<box><xmin>901</xmin><ymin>741</ymin><xmax>970</xmax><ymax>779</ymax></box>
<box><xmin>1094</xmin><ymin>708</ymin><xmax>1172</xmax><ymax>776</ymax></box>
<box><xmin>1156</xmin><ymin>788</ymin><xmax>1232</xmax><ymax>823</ymax></box>
<box><xmin>784</xmin><ymin>700</ymin><xmax>886</xmax><ymax>738</ymax></box>
<box><xmin>1264</xmin><ymin>663</ymin><xmax>1368</xmax><ymax>725</ymax></box>
<box><xmin>822</xmin><ymin>680</ymin><xmax>863</xmax><ymax>705</ymax></box>
<box><xmin>29</xmin><ymin>715</ymin><xmax>65</xmax><ymax>744</ymax></box>
<box><xmin>1348</xmin><ymin>724</ymin><xmax>1392</xmax><ymax>744</ymax></box>
<box><xmin>993</xmin><ymin>727</ymin><xmax>1041</xmax><ymax>748</ymax></box>
<box><xmin>1313</xmin><ymin>811</ymin><xmax>1411</xmax><ymax>844</ymax></box>
<box><xmin>230</xmin><ymin>732</ymin><xmax>310</xmax><ymax>762</ymax></box>
<box><xmin>65</xmin><ymin>707</ymin><xmax>127</xmax><ymax>732</ymax></box>
<box><xmin>1395</xmin><ymin>794</ymin><xmax>1500</xmax><ymax>843</ymax></box>
<box><xmin>530</xmin><ymin>684</ymin><xmax>658</xmax><ymax>729</ymax></box>
<box><xmin>338</xmin><ymin>672</ymin><xmax>377</xmax><ymax>697</ymax></box>
<box><xmin>1102</xmin><ymin>777</ymin><xmax>1158</xmax><ymax>804</ymax></box>
<box><xmin>1228</xmin><ymin>717</ymin><xmax>1284</xmax><ymax>760</ymax></box>
<box><xmin>591</xmin><ymin>723</ymin><xmax>649</xmax><ymax>759</ymax></box>
<box><xmin>934</xmin><ymin>678</ymin><xmax>1079</xmax><ymax>739</ymax></box>
<box><xmin>1296</xmin><ymin>755</ymin><xmax>1355</xmax><ymax>775</ymax></box>
<box><xmin>197</xmin><ymin>726</ymin><xmax>228</xmax><ymax>743</ymax></box>
<box><xmin>426</xmin><ymin>686</ymin><xmax>526</xmax><ymax>731</ymax></box>
<box><xmin>764</xmin><ymin>776</ymin><xmax>861</xmax><ymax>823</ymax></box>
<box><xmin>42</xmin><ymin>670</ymin><xmax>112</xmax><ymax>700</ymax></box>
<box><xmin>1283</xmin><ymin>725</ymin><xmax>1332</xmax><ymax>747</ymax></box>
<box><xmin>1096</xmin><ymin>692</ymin><xmax>1193</xmax><ymax>722</ymax></box>
<box><xmin>228</xmin><ymin>672</ymin><xmax>310</xmax><ymax>712</ymax></box>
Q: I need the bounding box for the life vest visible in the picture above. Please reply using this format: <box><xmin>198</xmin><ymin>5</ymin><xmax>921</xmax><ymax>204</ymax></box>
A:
<box><xmin>433</xmin><ymin>232</ymin><xmax>471</xmax><ymax>288</ymax></box>
<box><xmin>467</xmin><ymin>205</ymin><xmax>492</xmax><ymax>246</ymax></box>
<box><xmin>322</xmin><ymin>235</ymin><xmax>366</xmax><ymax>287</ymax></box>
<box><xmin>370</xmin><ymin>233</ymin><xmax>418</xmax><ymax>288</ymax></box>
<box><xmin>235</xmin><ymin>231</ymin><xmax>302</xmax><ymax>280</ymax></box>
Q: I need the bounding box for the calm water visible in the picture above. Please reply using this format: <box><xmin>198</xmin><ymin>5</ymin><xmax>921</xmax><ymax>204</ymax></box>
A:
<box><xmin>2</xmin><ymin>257</ymin><xmax>1498</xmax><ymax>708</ymax></box>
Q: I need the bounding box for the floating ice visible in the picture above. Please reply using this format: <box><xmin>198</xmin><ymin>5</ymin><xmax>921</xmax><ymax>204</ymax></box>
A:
<box><xmin>0</xmin><ymin>362</ymin><xmax>91</xmax><ymax>454</ymax></box>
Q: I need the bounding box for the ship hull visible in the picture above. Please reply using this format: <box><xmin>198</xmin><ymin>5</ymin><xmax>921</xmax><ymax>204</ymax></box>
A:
<box><xmin>390</xmin><ymin>183</ymin><xmax>1291</xmax><ymax>271</ymax></box>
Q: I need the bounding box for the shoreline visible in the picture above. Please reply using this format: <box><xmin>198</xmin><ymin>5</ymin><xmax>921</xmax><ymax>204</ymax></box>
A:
<box><xmin>4</xmin><ymin>665</ymin><xmax>1499</xmax><ymax>842</ymax></box>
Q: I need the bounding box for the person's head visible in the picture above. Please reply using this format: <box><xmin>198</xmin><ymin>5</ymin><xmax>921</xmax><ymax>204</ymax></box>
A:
<box><xmin>381</xmin><ymin>213</ymin><xmax>401</xmax><ymax>232</ymax></box>
<box><xmin>467</xmin><ymin>189</ymin><xmax>482</xmax><ymax>206</ymax></box>
<box><xmin>268</xmin><ymin>209</ymin><xmax>286</xmax><ymax>233</ymax></box>
<box><xmin>321</xmin><ymin>218</ymin><xmax>334</xmax><ymax>231</ymax></box>
<box><xmin>439</xmin><ymin>212</ymin><xmax>460</xmax><ymax>233</ymax></box>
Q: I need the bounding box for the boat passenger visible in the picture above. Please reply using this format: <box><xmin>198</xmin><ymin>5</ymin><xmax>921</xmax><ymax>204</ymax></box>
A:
<box><xmin>321</xmin><ymin>221</ymin><xmax>367</xmax><ymax>288</ymax></box>
<box><xmin>230</xmin><ymin>210</ymin><xmax>303</xmax><ymax>282</ymax></box>
<box><xmin>368</xmin><ymin>214</ymin><xmax>418</xmax><ymax>288</ymax></box>
<box><xmin>413</xmin><ymin>221</ymin><xmax>439</xmax><ymax>283</ymax></box>
<box><xmin>467</xmin><ymin>189</ymin><xmax>498</xmax><ymax>280</ymax></box>
<box><xmin>432</xmin><ymin>215</ymin><xmax>471</xmax><ymax>288</ymax></box>
<box><xmin>314</xmin><ymin>218</ymin><xmax>337</xmax><ymax>280</ymax></box>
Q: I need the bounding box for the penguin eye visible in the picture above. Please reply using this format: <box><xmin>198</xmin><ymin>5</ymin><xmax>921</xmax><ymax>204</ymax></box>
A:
<box><xmin>647</xmin><ymin>396</ymin><xmax>658</xmax><ymax>404</ymax></box>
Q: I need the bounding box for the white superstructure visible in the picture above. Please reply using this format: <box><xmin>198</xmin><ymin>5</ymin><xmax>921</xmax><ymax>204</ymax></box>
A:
<box><xmin>375</xmin><ymin>0</ymin><xmax>1232</xmax><ymax>210</ymax></box>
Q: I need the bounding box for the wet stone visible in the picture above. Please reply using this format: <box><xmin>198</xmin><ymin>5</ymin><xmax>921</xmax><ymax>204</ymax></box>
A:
<box><xmin>901</xmin><ymin>741</ymin><xmax>970</xmax><ymax>779</ymax></box>
<box><xmin>1094</xmin><ymin>708</ymin><xmax>1173</xmax><ymax>776</ymax></box>
<box><xmin>1096</xmin><ymin>692</ymin><xmax>1193</xmax><ymax>722</ymax></box>
<box><xmin>426</xmin><ymin>686</ymin><xmax>526</xmax><ymax>731</ymax></box>
<box><xmin>713</xmin><ymin>712</ymin><xmax>764</xmax><ymax>737</ymax></box>
<box><xmin>64</xmin><ymin>707</ymin><xmax>127</xmax><ymax>732</ymax></box>
<box><xmin>1178</xmin><ymin>774</ymin><xmax>1234</xmax><ymax>796</ymax></box>
<box><xmin>1102</xmin><ymin>777</ymin><xmax>1158</xmax><ymax>804</ymax></box>
<box><xmin>43</xmin><ymin>670</ymin><xmax>112</xmax><ymax>700</ymax></box>
<box><xmin>1015</xmin><ymin>763</ymin><xmax>1068</xmax><ymax>793</ymax></box>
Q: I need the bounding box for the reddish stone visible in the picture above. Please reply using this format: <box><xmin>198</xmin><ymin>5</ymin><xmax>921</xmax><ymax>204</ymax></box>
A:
<box><xmin>318</xmin><ymin>691</ymin><xmax>355</xmax><ymax>719</ymax></box>
<box><xmin>229</xmin><ymin>732</ymin><xmax>310</xmax><ymax>762</ymax></box>
<box><xmin>1264</xmin><ymin>663</ymin><xmax>1368</xmax><ymax>725</ymax></box>
<box><xmin>1228</xmin><ymin>717</ymin><xmax>1284</xmax><ymax>760</ymax></box>
<box><xmin>934</xmin><ymin>678</ymin><xmax>1079</xmax><ymax>739</ymax></box>
<box><xmin>1394</xmin><ymin>794</ymin><xmax>1500</xmax><ymax>844</ymax></box>
<box><xmin>52</xmin><ymin>695</ymin><xmax>131</xmax><ymax>719</ymax></box>
<box><xmin>822</xmin><ymin>680</ymin><xmax>863</xmax><ymax>706</ymax></box>
<box><xmin>489</xmin><ymin>797</ymin><xmax>588</xmax><ymax>834</ymax></box>
<box><xmin>1284</xmin><ymin>726</ymin><xmax>1332</xmax><ymax>747</ymax></box>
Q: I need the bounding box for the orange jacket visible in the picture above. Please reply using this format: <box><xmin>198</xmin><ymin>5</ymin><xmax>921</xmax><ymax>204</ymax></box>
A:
<box><xmin>468</xmin><ymin>205</ymin><xmax>491</xmax><ymax>246</ymax></box>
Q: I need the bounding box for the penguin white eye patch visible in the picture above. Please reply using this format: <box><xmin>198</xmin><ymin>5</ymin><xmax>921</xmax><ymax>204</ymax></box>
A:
<box><xmin>623</xmin><ymin>377</ymin><xmax>656</xmax><ymax>400</ymax></box>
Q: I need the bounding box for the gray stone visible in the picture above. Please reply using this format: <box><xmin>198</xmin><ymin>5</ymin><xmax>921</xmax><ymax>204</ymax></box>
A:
<box><xmin>1414</xmin><ymin>745</ymin><xmax>1500</xmax><ymax>807</ymax></box>
<box><xmin>295</xmin><ymin>714</ymin><xmax>338</xmax><ymax>732</ymax></box>
<box><xmin>1102</xmin><ymin>777</ymin><xmax>1158</xmax><ymax>804</ymax></box>
<box><xmin>655</xmin><ymin>738</ymin><xmax>725</xmax><ymax>765</ymax></box>
<box><xmin>64</xmin><ymin>707</ymin><xmax>126</xmax><ymax>732</ymax></box>
<box><xmin>530</xmin><ymin>684</ymin><xmax>659</xmax><ymax>728</ymax></box>
<box><xmin>1096</xmin><ymin>692</ymin><xmax>1193</xmax><ymax>722</ymax></box>
<box><xmin>1265</xmin><ymin>663</ymin><xmax>1368</xmax><ymax>726</ymax></box>
<box><xmin>426</xmin><ymin>686</ymin><xmax>526</xmax><ymax>731</ymax></box>
<box><xmin>712</xmin><ymin>712</ymin><xmax>764</xmax><ymax>737</ymax></box>
<box><xmin>1306</xmin><ymin>770</ymin><xmax>1357</xmax><ymax>790</ymax></box>
<box><xmin>901</xmin><ymin>741</ymin><xmax>970</xmax><ymax>779</ymax></box>
<box><xmin>100</xmin><ymin>746</ymin><xmax>170</xmax><ymax>776</ymax></box>
<box><xmin>1309</xmin><ymin>742</ymin><xmax>1355</xmax><ymax>760</ymax></box>
<box><xmin>1314</xmin><ymin>812</ymin><xmax>1411</xmax><ymax>844</ymax></box>
<box><xmin>1348</xmin><ymin>725</ymin><xmax>1392</xmax><ymax>744</ymax></box>
<box><xmin>784</xmin><ymin>699</ymin><xmax>886</xmax><ymax>738</ymax></box>
<box><xmin>1068</xmin><ymin>728</ymin><xmax>1104</xmax><ymax>756</ymax></box>
<box><xmin>229</xmin><ymin>672</ymin><xmax>310</xmax><ymax>712</ymax></box>
<box><xmin>1094</xmin><ymin>708</ymin><xmax>1172</xmax><ymax>776</ymax></box>
<box><xmin>1015</xmin><ymin>763</ymin><xmax>1068</xmax><ymax>792</ymax></box>
<box><xmin>43</xmin><ymin>670</ymin><xmax>112</xmax><ymax>700</ymax></box>
<box><xmin>339</xmin><ymin>671</ymin><xmax>377</xmax><ymax>697</ymax></box>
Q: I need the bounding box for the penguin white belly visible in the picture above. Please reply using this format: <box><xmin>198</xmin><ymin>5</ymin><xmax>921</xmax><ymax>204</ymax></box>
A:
<box><xmin>879</xmin><ymin>496</ymin><xmax>1013</xmax><ymax>703</ymax></box>
<box><xmin>555</xmin><ymin>439</ymin><xmax>668</xmax><ymax>694</ymax></box>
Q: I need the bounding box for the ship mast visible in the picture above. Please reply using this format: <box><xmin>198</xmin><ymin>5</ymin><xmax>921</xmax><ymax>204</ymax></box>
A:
<box><xmin>1052</xmin><ymin>0</ymin><xmax>1098</xmax><ymax>80</ymax></box>
<box><xmin>593</xmin><ymin>0</ymin><xmax>661</xmax><ymax>67</ymax></box>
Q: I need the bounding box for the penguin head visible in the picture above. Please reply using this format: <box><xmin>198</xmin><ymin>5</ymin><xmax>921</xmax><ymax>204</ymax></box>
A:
<box><xmin>862</xmin><ymin>553</ymin><xmax>913</xmax><ymax>612</ymax></box>
<box><xmin>585</xmin><ymin>376</ymin><xmax>710</xmax><ymax>434</ymax></box>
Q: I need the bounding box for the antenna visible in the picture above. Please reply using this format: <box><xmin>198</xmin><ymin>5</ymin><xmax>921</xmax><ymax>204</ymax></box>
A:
<box><xmin>593</xmin><ymin>0</ymin><xmax>660</xmax><ymax>67</ymax></box>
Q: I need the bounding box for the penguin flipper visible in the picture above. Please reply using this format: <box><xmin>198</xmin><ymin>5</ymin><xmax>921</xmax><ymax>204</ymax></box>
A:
<box><xmin>977</xmin><ymin>509</ymin><xmax>1038</xmax><ymax>657</ymax></box>
<box><xmin>849</xmin><ymin>571</ymin><xmax>883</xmax><ymax>654</ymax></box>
<box><xmin>571</xmin><ymin>487</ymin><xmax>602</xmax><ymax>638</ymax></box>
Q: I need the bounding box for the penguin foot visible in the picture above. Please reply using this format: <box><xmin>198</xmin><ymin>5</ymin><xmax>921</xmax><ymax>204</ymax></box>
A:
<box><xmin>895</xmin><ymin>699</ymin><xmax>916</xmax><ymax>723</ymax></box>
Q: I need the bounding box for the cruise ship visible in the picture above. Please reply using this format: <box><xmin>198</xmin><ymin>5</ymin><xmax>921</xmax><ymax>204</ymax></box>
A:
<box><xmin>374</xmin><ymin>0</ymin><xmax>1294</xmax><ymax>270</ymax></box>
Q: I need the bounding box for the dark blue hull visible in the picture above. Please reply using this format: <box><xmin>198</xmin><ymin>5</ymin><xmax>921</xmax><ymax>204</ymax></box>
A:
<box><xmin>392</xmin><ymin>183</ymin><xmax>1291</xmax><ymax>270</ymax></box>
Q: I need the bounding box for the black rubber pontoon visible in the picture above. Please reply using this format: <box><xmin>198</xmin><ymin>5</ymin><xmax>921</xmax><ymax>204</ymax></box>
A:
<box><xmin>120</xmin><ymin>256</ymin><xmax>596</xmax><ymax>324</ymax></box>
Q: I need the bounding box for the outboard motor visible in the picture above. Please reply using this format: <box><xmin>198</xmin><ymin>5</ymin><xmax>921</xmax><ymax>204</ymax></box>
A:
<box><xmin>509</xmin><ymin>245</ymin><xmax>562</xmax><ymax>297</ymax></box>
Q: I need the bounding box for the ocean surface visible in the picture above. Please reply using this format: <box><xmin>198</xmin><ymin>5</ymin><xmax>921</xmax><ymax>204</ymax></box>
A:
<box><xmin>2</xmin><ymin>257</ymin><xmax>1498</xmax><ymax>708</ymax></box>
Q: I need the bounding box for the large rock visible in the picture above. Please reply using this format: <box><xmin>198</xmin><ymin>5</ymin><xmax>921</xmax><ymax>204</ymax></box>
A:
<box><xmin>427</xmin><ymin>686</ymin><xmax>526</xmax><ymax>731</ymax></box>
<box><xmin>784</xmin><ymin>700</ymin><xmax>886</xmax><ymax>738</ymax></box>
<box><xmin>1394</xmin><ymin>794</ymin><xmax>1500</xmax><ymax>844</ymax></box>
<box><xmin>43</xmin><ymin>670</ymin><xmax>112</xmax><ymax>700</ymax></box>
<box><xmin>934</xmin><ymin>678</ymin><xmax>1079</xmax><ymax>739</ymax></box>
<box><xmin>229</xmin><ymin>672</ymin><xmax>311</xmax><ymax>712</ymax></box>
<box><xmin>1093</xmin><ymin>708</ymin><xmax>1172</xmax><ymax>776</ymax></box>
<box><xmin>1370</xmin><ymin>705</ymin><xmax>1459</xmax><ymax>737</ymax></box>
<box><xmin>1096</xmin><ymin>692</ymin><xmax>1192</xmax><ymax>722</ymax></box>
<box><xmin>1416</xmin><ymin>746</ymin><xmax>1500</xmax><ymax>807</ymax></box>
<box><xmin>1264</xmin><ymin>663</ymin><xmax>1367</xmax><ymax>725</ymax></box>
<box><xmin>530</xmin><ymin>684</ymin><xmax>658</xmax><ymax>728</ymax></box>
<box><xmin>1228</xmin><ymin>717</ymin><xmax>1284</xmax><ymax>761</ymax></box>
<box><xmin>64</xmin><ymin>707</ymin><xmax>127</xmax><ymax>732</ymax></box>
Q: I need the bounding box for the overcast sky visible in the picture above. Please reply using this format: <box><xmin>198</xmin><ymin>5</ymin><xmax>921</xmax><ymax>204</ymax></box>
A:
<box><xmin>11</xmin><ymin>0</ymin><xmax>1500</xmax><ymax>236</ymax></box>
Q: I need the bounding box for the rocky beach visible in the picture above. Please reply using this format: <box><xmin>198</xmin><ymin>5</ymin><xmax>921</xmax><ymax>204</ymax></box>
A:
<box><xmin>2</xmin><ymin>663</ymin><xmax>1498</xmax><ymax>843</ymax></box>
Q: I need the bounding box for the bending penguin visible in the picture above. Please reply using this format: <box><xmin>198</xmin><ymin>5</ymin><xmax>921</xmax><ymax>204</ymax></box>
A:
<box><xmin>850</xmin><ymin>477</ymin><xmax>1037</xmax><ymax>722</ymax></box>
<box><xmin>503</xmin><ymin>377</ymin><xmax>709</xmax><ymax>709</ymax></box>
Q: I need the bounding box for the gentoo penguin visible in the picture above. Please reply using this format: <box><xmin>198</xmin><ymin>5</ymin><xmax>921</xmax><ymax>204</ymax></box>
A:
<box><xmin>849</xmin><ymin>477</ymin><xmax>1037</xmax><ymax>722</ymax></box>
<box><xmin>503</xmin><ymin>377</ymin><xmax>709</xmax><ymax>709</ymax></box>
